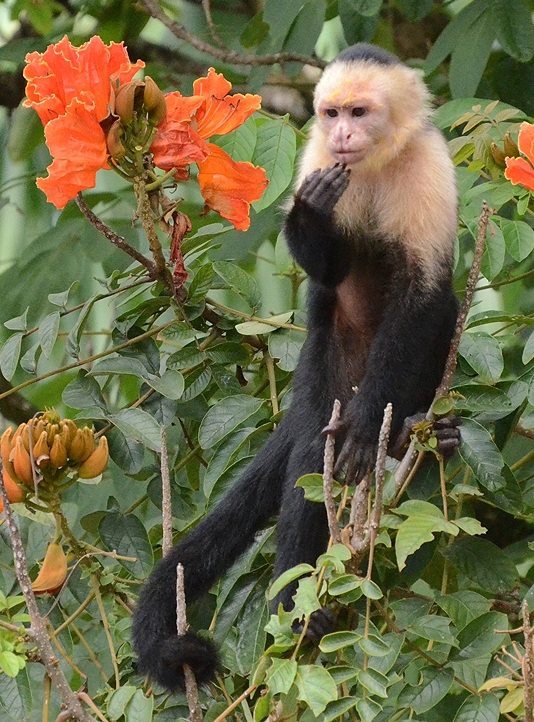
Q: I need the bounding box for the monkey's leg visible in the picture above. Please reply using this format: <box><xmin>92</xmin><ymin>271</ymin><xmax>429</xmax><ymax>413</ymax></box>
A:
<box><xmin>132</xmin><ymin>421</ymin><xmax>294</xmax><ymax>691</ymax></box>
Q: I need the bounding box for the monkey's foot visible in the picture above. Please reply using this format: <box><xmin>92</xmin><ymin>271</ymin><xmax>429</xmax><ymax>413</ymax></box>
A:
<box><xmin>434</xmin><ymin>416</ymin><xmax>462</xmax><ymax>459</ymax></box>
<box><xmin>297</xmin><ymin>163</ymin><xmax>350</xmax><ymax>216</ymax></box>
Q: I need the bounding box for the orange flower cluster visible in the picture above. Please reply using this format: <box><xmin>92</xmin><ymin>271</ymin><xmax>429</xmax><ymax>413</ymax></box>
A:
<box><xmin>24</xmin><ymin>37</ymin><xmax>268</xmax><ymax>230</ymax></box>
<box><xmin>505</xmin><ymin>123</ymin><xmax>534</xmax><ymax>193</ymax></box>
<box><xmin>1</xmin><ymin>411</ymin><xmax>109</xmax><ymax>489</ymax></box>
<box><xmin>24</xmin><ymin>36</ymin><xmax>144</xmax><ymax>209</ymax></box>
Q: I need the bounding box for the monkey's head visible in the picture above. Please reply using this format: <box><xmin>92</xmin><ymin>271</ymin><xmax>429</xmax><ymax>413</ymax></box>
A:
<box><xmin>313</xmin><ymin>43</ymin><xmax>432</xmax><ymax>171</ymax></box>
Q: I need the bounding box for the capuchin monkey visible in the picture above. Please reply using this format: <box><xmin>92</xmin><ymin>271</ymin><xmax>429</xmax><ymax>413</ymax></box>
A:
<box><xmin>132</xmin><ymin>43</ymin><xmax>460</xmax><ymax>691</ymax></box>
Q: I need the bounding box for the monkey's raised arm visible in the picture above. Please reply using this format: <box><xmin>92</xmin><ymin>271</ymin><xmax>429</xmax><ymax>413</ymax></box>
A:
<box><xmin>284</xmin><ymin>164</ymin><xmax>352</xmax><ymax>288</ymax></box>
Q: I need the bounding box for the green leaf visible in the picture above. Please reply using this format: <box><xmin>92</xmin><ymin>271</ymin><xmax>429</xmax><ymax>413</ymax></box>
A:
<box><xmin>492</xmin><ymin>0</ymin><xmax>534</xmax><ymax>62</ymax></box>
<box><xmin>356</xmin><ymin>697</ymin><xmax>382</xmax><ymax>722</ymax></box>
<box><xmin>0</xmin><ymin>334</ymin><xmax>23</xmax><ymax>381</ymax></box>
<box><xmin>350</xmin><ymin>0</ymin><xmax>382</xmax><ymax>15</ymax></box>
<box><xmin>454</xmin><ymin>612</ymin><xmax>509</xmax><ymax>659</ymax></box>
<box><xmin>109</xmin><ymin>408</ymin><xmax>162</xmax><ymax>452</ymax></box>
<box><xmin>408</xmin><ymin>615</ymin><xmax>458</xmax><ymax>646</ymax></box>
<box><xmin>0</xmin><ymin>668</ymin><xmax>32</xmax><ymax>720</ymax></box>
<box><xmin>357</xmin><ymin>668</ymin><xmax>389</xmax><ymax>698</ymax></box>
<box><xmin>454</xmin><ymin>517</ymin><xmax>487</xmax><ymax>535</ymax></box>
<box><xmin>523</xmin><ymin>330</ymin><xmax>534</xmax><ymax>364</ymax></box>
<box><xmin>459</xmin><ymin>418</ymin><xmax>505</xmax><ymax>491</ymax></box>
<box><xmin>480</xmin><ymin>219</ymin><xmax>506</xmax><ymax>281</ymax></box>
<box><xmin>106</xmin><ymin>427</ymin><xmax>145</xmax><ymax>475</ymax></box>
<box><xmin>99</xmin><ymin>513</ymin><xmax>154</xmax><ymax>579</ymax></box>
<box><xmin>328</xmin><ymin>574</ymin><xmax>362</xmax><ymax>596</ymax></box>
<box><xmin>206</xmin><ymin>342</ymin><xmax>251</xmax><ymax>366</ymax></box>
<box><xmin>453</xmin><ymin>693</ymin><xmax>500</xmax><ymax>722</ymax></box>
<box><xmin>38</xmin><ymin>311</ymin><xmax>60</xmax><ymax>359</ymax></box>
<box><xmin>320</xmin><ymin>631</ymin><xmax>360</xmax><ymax>653</ymax></box>
<box><xmin>217</xmin><ymin>117</ymin><xmax>257</xmax><ymax>161</ymax></box>
<box><xmin>108</xmin><ymin>685</ymin><xmax>137</xmax><ymax>719</ymax></box>
<box><xmin>449</xmin><ymin>6</ymin><xmax>494</xmax><ymax>98</ymax></box>
<box><xmin>265</xmin><ymin>658</ymin><xmax>297</xmax><ymax>695</ymax></box>
<box><xmin>89</xmin><ymin>356</ymin><xmax>148</xmax><ymax>378</ymax></box>
<box><xmin>4</xmin><ymin>308</ymin><xmax>29</xmax><ymax>331</ymax></box>
<box><xmin>213</xmin><ymin>261</ymin><xmax>260</xmax><ymax>307</ymax></box>
<box><xmin>398</xmin><ymin>667</ymin><xmax>454</xmax><ymax>714</ymax></box>
<box><xmin>181</xmin><ymin>367</ymin><xmax>211</xmax><ymax>403</ymax></box>
<box><xmin>436</xmin><ymin>591</ymin><xmax>491</xmax><ymax>631</ymax></box>
<box><xmin>236</xmin><ymin>312</ymin><xmax>293</xmax><ymax>335</ymax></box>
<box><xmin>62</xmin><ymin>371</ymin><xmax>107</xmax><ymax>410</ymax></box>
<box><xmin>252</xmin><ymin>119</ymin><xmax>296</xmax><ymax>212</ymax></box>
<box><xmin>198</xmin><ymin>395</ymin><xmax>264</xmax><ymax>449</ymax></box>
<box><xmin>399</xmin><ymin>0</ymin><xmax>433</xmax><ymax>22</ymax></box>
<box><xmin>66</xmin><ymin>295</ymin><xmax>98</xmax><ymax>358</ymax></box>
<box><xmin>268</xmin><ymin>327</ymin><xmax>305</xmax><ymax>372</ymax></box>
<box><xmin>236</xmin><ymin>593</ymin><xmax>268</xmax><ymax>675</ymax></box>
<box><xmin>295</xmin><ymin>473</ymin><xmax>327</xmax><ymax>503</ymax></box>
<box><xmin>0</xmin><ymin>651</ymin><xmax>21</xmax><ymax>677</ymax></box>
<box><xmin>295</xmin><ymin>665</ymin><xmax>337</xmax><ymax>716</ymax></box>
<box><xmin>361</xmin><ymin>579</ymin><xmax>383</xmax><ymax>599</ymax></box>
<box><xmin>396</xmin><ymin>514</ymin><xmax>457</xmax><ymax>571</ymax></box>
<box><xmin>293</xmin><ymin>576</ymin><xmax>321</xmax><ymax>617</ymax></box>
<box><xmin>500</xmin><ymin>218</ymin><xmax>534</xmax><ymax>262</ymax></box>
<box><xmin>125</xmin><ymin>689</ymin><xmax>154</xmax><ymax>722</ymax></box>
<box><xmin>441</xmin><ymin>537</ymin><xmax>518</xmax><ymax>593</ymax></box>
<box><xmin>268</xmin><ymin>564</ymin><xmax>314</xmax><ymax>600</ymax></box>
<box><xmin>359</xmin><ymin>634</ymin><xmax>392</xmax><ymax>657</ymax></box>
<box><xmin>146</xmin><ymin>369</ymin><xmax>185</xmax><ymax>400</ymax></box>
<box><xmin>48</xmin><ymin>283</ymin><xmax>77</xmax><ymax>308</ymax></box>
<box><xmin>187</xmin><ymin>263</ymin><xmax>214</xmax><ymax>305</ymax></box>
<box><xmin>459</xmin><ymin>332</ymin><xmax>503</xmax><ymax>383</ymax></box>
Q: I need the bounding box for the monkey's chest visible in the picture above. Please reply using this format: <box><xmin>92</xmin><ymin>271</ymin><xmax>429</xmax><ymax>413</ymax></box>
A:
<box><xmin>333</xmin><ymin>266</ymin><xmax>391</xmax><ymax>381</ymax></box>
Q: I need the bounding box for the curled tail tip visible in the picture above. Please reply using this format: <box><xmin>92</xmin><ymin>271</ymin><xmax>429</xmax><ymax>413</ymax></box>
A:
<box><xmin>136</xmin><ymin>631</ymin><xmax>219</xmax><ymax>692</ymax></box>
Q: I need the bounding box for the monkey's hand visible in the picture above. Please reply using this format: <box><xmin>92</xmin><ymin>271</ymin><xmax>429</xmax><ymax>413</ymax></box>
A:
<box><xmin>293</xmin><ymin>608</ymin><xmax>335</xmax><ymax>641</ymax></box>
<box><xmin>389</xmin><ymin>413</ymin><xmax>462</xmax><ymax>460</ymax></box>
<box><xmin>296</xmin><ymin>163</ymin><xmax>350</xmax><ymax>218</ymax></box>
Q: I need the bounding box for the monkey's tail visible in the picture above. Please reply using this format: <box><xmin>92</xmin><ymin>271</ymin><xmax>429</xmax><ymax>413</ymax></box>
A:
<box><xmin>132</xmin><ymin>422</ymin><xmax>292</xmax><ymax>691</ymax></box>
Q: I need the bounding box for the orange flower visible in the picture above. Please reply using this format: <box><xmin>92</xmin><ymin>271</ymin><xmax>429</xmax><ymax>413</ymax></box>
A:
<box><xmin>24</xmin><ymin>36</ymin><xmax>144</xmax><ymax>208</ymax></box>
<box><xmin>198</xmin><ymin>144</ymin><xmax>268</xmax><ymax>230</ymax></box>
<box><xmin>505</xmin><ymin>122</ymin><xmax>534</xmax><ymax>193</ymax></box>
<box><xmin>24</xmin><ymin>35</ymin><xmax>144</xmax><ymax>125</ymax></box>
<box><xmin>150</xmin><ymin>93</ymin><xmax>209</xmax><ymax>179</ymax></box>
<box><xmin>152</xmin><ymin>69</ymin><xmax>267</xmax><ymax>229</ymax></box>
<box><xmin>193</xmin><ymin>68</ymin><xmax>262</xmax><ymax>139</ymax></box>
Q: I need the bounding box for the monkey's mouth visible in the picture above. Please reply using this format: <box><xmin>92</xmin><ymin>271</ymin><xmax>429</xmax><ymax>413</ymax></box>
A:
<box><xmin>330</xmin><ymin>149</ymin><xmax>366</xmax><ymax>164</ymax></box>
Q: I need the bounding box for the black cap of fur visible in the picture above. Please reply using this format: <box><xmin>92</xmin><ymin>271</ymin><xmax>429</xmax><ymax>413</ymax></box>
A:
<box><xmin>334</xmin><ymin>43</ymin><xmax>399</xmax><ymax>67</ymax></box>
<box><xmin>135</xmin><ymin>631</ymin><xmax>219</xmax><ymax>692</ymax></box>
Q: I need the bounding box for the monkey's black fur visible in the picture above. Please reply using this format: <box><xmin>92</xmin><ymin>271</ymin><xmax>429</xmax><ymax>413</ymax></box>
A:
<box><xmin>132</xmin><ymin>44</ymin><xmax>459</xmax><ymax>692</ymax></box>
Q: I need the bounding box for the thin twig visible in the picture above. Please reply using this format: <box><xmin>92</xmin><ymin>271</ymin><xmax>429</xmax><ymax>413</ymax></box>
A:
<box><xmin>201</xmin><ymin>0</ymin><xmax>226</xmax><ymax>48</ymax></box>
<box><xmin>366</xmin><ymin>403</ymin><xmax>392</xmax><ymax>577</ymax></box>
<box><xmin>323</xmin><ymin>400</ymin><xmax>341</xmax><ymax>544</ymax></box>
<box><xmin>524</xmin><ymin>601</ymin><xmax>533</xmax><ymax>722</ymax></box>
<box><xmin>0</xmin><ymin>465</ymin><xmax>94</xmax><ymax>722</ymax></box>
<box><xmin>76</xmin><ymin>193</ymin><xmax>156</xmax><ymax>274</ymax></box>
<box><xmin>212</xmin><ymin>685</ymin><xmax>258</xmax><ymax>722</ymax></box>
<box><xmin>394</xmin><ymin>201</ymin><xmax>491</xmax><ymax>490</ymax></box>
<box><xmin>176</xmin><ymin>564</ymin><xmax>202</xmax><ymax>722</ymax></box>
<box><xmin>264</xmin><ymin>351</ymin><xmax>279</xmax><ymax>417</ymax></box>
<box><xmin>140</xmin><ymin>0</ymin><xmax>325</xmax><ymax>69</ymax></box>
<box><xmin>90</xmin><ymin>575</ymin><xmax>120</xmax><ymax>689</ymax></box>
<box><xmin>161</xmin><ymin>426</ymin><xmax>172</xmax><ymax>556</ymax></box>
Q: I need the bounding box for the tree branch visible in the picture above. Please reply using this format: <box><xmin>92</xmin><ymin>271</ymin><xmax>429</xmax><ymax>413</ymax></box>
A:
<box><xmin>323</xmin><ymin>400</ymin><xmax>341</xmax><ymax>544</ymax></box>
<box><xmin>140</xmin><ymin>0</ymin><xmax>326</xmax><ymax>69</ymax></box>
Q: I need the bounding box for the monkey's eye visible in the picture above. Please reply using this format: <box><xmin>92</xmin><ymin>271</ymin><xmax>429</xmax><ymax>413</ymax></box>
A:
<box><xmin>325</xmin><ymin>108</ymin><xmax>338</xmax><ymax>118</ymax></box>
<box><xmin>352</xmin><ymin>107</ymin><xmax>366</xmax><ymax>117</ymax></box>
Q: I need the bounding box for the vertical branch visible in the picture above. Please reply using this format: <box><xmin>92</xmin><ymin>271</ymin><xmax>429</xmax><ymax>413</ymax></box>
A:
<box><xmin>323</xmin><ymin>400</ymin><xmax>341</xmax><ymax>544</ymax></box>
<box><xmin>366</xmin><ymin>403</ymin><xmax>392</xmax><ymax>578</ymax></box>
<box><xmin>394</xmin><ymin>201</ymin><xmax>491</xmax><ymax>491</ymax></box>
<box><xmin>161</xmin><ymin>427</ymin><xmax>172</xmax><ymax>557</ymax></box>
<box><xmin>524</xmin><ymin>601</ymin><xmax>534</xmax><ymax>722</ymax></box>
<box><xmin>0</xmin><ymin>467</ymin><xmax>94</xmax><ymax>722</ymax></box>
<box><xmin>176</xmin><ymin>564</ymin><xmax>203</xmax><ymax>722</ymax></box>
<box><xmin>349</xmin><ymin>476</ymin><xmax>370</xmax><ymax>552</ymax></box>
<box><xmin>264</xmin><ymin>351</ymin><xmax>279</xmax><ymax>417</ymax></box>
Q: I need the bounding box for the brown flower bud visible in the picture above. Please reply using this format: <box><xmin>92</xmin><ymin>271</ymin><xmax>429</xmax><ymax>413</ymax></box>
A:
<box><xmin>106</xmin><ymin>117</ymin><xmax>126</xmax><ymax>158</ymax></box>
<box><xmin>46</xmin><ymin>424</ymin><xmax>59</xmax><ymax>447</ymax></box>
<box><xmin>78</xmin><ymin>437</ymin><xmax>109</xmax><ymax>479</ymax></box>
<box><xmin>12</xmin><ymin>435</ymin><xmax>33</xmax><ymax>485</ymax></box>
<box><xmin>68</xmin><ymin>429</ymin><xmax>87</xmax><ymax>463</ymax></box>
<box><xmin>63</xmin><ymin>419</ymin><xmax>78</xmax><ymax>444</ymax></box>
<box><xmin>81</xmin><ymin>428</ymin><xmax>95</xmax><ymax>462</ymax></box>
<box><xmin>1</xmin><ymin>427</ymin><xmax>16</xmax><ymax>481</ymax></box>
<box><xmin>49</xmin><ymin>434</ymin><xmax>68</xmax><ymax>469</ymax></box>
<box><xmin>0</xmin><ymin>469</ymin><xmax>25</xmax><ymax>508</ymax></box>
<box><xmin>504</xmin><ymin>132</ymin><xmax>520</xmax><ymax>158</ymax></box>
<box><xmin>491</xmin><ymin>143</ymin><xmax>507</xmax><ymax>168</ymax></box>
<box><xmin>32</xmin><ymin>542</ymin><xmax>67</xmax><ymax>594</ymax></box>
<box><xmin>144</xmin><ymin>76</ymin><xmax>166</xmax><ymax>125</ymax></box>
<box><xmin>115</xmin><ymin>79</ymin><xmax>145</xmax><ymax>125</ymax></box>
<box><xmin>32</xmin><ymin>431</ymin><xmax>50</xmax><ymax>469</ymax></box>
<box><xmin>31</xmin><ymin>419</ymin><xmax>44</xmax><ymax>443</ymax></box>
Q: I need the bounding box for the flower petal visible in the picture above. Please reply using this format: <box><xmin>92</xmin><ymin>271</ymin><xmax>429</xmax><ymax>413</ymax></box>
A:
<box><xmin>518</xmin><ymin>122</ymin><xmax>534</xmax><ymax>165</ymax></box>
<box><xmin>505</xmin><ymin>156</ymin><xmax>534</xmax><ymax>193</ymax></box>
<box><xmin>193</xmin><ymin>68</ymin><xmax>261</xmax><ymax>138</ymax></box>
<box><xmin>198</xmin><ymin>144</ymin><xmax>268</xmax><ymax>230</ymax></box>
<box><xmin>32</xmin><ymin>542</ymin><xmax>68</xmax><ymax>595</ymax></box>
<box><xmin>37</xmin><ymin>99</ymin><xmax>108</xmax><ymax>208</ymax></box>
<box><xmin>151</xmin><ymin>92</ymin><xmax>209</xmax><ymax>174</ymax></box>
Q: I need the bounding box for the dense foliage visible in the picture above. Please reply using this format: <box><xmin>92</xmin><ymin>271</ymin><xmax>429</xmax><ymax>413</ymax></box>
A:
<box><xmin>1</xmin><ymin>2</ymin><xmax>534</xmax><ymax>722</ymax></box>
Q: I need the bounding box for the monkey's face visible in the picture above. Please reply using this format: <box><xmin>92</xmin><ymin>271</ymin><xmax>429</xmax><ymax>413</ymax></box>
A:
<box><xmin>315</xmin><ymin>99</ymin><xmax>390</xmax><ymax>167</ymax></box>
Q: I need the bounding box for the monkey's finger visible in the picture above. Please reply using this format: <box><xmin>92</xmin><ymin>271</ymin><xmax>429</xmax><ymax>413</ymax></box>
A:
<box><xmin>434</xmin><ymin>416</ymin><xmax>462</xmax><ymax>429</ymax></box>
<box><xmin>322</xmin><ymin>419</ymin><xmax>345</xmax><ymax>436</ymax></box>
<box><xmin>305</xmin><ymin>608</ymin><xmax>335</xmax><ymax>641</ymax></box>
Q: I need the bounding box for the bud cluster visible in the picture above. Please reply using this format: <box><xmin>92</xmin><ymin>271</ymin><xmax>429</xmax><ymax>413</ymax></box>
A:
<box><xmin>105</xmin><ymin>76</ymin><xmax>166</xmax><ymax>161</ymax></box>
<box><xmin>1</xmin><ymin>410</ymin><xmax>109</xmax><ymax>489</ymax></box>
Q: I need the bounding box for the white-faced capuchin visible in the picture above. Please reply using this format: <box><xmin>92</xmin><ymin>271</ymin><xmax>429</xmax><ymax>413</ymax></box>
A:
<box><xmin>132</xmin><ymin>43</ymin><xmax>461</xmax><ymax>692</ymax></box>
